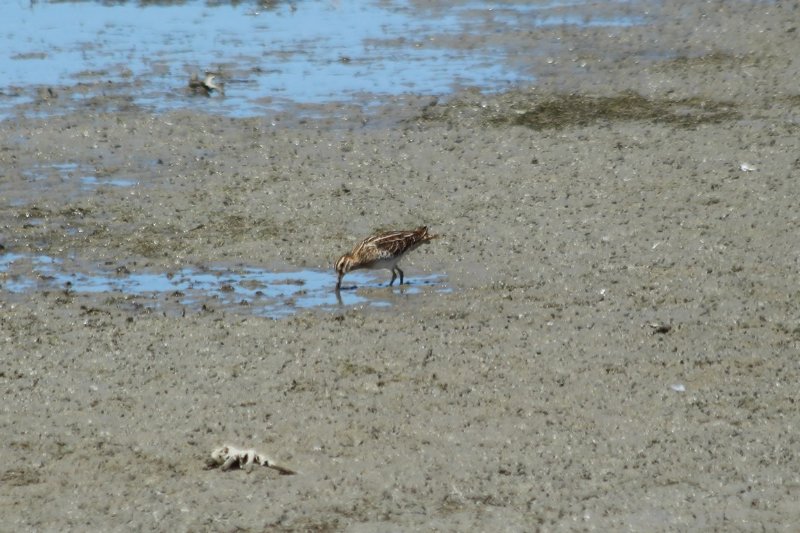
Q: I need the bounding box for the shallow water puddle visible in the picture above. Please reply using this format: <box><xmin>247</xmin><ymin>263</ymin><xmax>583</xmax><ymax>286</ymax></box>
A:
<box><xmin>21</xmin><ymin>162</ymin><xmax>140</xmax><ymax>188</ymax></box>
<box><xmin>0</xmin><ymin>253</ymin><xmax>448</xmax><ymax>318</ymax></box>
<box><xmin>0</xmin><ymin>0</ymin><xmax>648</xmax><ymax>118</ymax></box>
<box><xmin>78</xmin><ymin>177</ymin><xmax>139</xmax><ymax>190</ymax></box>
<box><xmin>6</xmin><ymin>162</ymin><xmax>142</xmax><ymax>204</ymax></box>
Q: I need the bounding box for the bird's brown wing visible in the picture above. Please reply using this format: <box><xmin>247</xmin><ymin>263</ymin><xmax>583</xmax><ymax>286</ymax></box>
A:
<box><xmin>349</xmin><ymin>227</ymin><xmax>435</xmax><ymax>263</ymax></box>
<box><xmin>361</xmin><ymin>229</ymin><xmax>423</xmax><ymax>256</ymax></box>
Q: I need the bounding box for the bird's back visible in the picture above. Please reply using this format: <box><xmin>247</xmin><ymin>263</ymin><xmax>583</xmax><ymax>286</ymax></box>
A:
<box><xmin>353</xmin><ymin>226</ymin><xmax>436</xmax><ymax>262</ymax></box>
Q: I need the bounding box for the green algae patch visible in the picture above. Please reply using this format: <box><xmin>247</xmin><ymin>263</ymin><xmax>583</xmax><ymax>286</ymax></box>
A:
<box><xmin>416</xmin><ymin>90</ymin><xmax>740</xmax><ymax>130</ymax></box>
<box><xmin>499</xmin><ymin>92</ymin><xmax>739</xmax><ymax>130</ymax></box>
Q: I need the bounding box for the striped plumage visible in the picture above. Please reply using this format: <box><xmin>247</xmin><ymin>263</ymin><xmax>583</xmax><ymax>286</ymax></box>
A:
<box><xmin>335</xmin><ymin>226</ymin><xmax>437</xmax><ymax>290</ymax></box>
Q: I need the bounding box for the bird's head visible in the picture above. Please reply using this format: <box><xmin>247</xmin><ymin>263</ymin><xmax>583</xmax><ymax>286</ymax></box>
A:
<box><xmin>334</xmin><ymin>254</ymin><xmax>355</xmax><ymax>290</ymax></box>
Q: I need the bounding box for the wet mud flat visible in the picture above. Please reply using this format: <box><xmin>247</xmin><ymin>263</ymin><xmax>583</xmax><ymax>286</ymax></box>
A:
<box><xmin>3</xmin><ymin>2</ymin><xmax>800</xmax><ymax>532</ymax></box>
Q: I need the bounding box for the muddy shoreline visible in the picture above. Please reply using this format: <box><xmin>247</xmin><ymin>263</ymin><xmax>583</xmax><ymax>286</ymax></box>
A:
<box><xmin>3</xmin><ymin>1</ymin><xmax>800</xmax><ymax>530</ymax></box>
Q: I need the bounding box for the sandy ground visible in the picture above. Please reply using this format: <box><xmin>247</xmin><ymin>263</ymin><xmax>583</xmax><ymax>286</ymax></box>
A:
<box><xmin>2</xmin><ymin>1</ymin><xmax>800</xmax><ymax>531</ymax></box>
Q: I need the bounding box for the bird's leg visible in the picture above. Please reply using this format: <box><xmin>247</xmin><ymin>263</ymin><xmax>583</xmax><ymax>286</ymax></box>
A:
<box><xmin>397</xmin><ymin>266</ymin><xmax>404</xmax><ymax>285</ymax></box>
<box><xmin>389</xmin><ymin>269</ymin><xmax>397</xmax><ymax>286</ymax></box>
<box><xmin>336</xmin><ymin>274</ymin><xmax>343</xmax><ymax>291</ymax></box>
